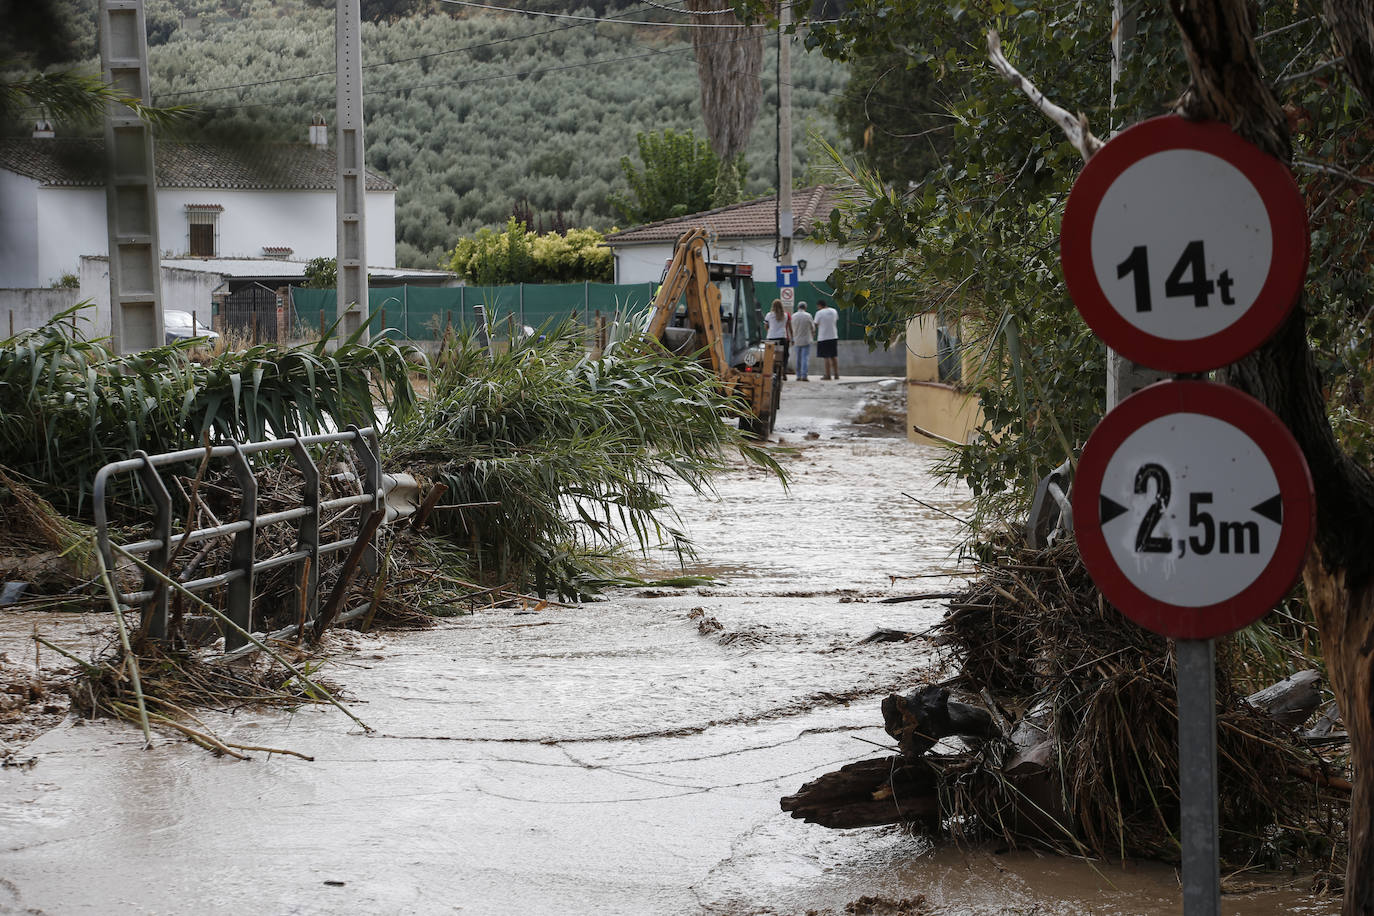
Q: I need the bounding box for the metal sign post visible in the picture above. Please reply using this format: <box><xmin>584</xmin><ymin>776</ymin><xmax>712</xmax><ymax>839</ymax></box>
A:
<box><xmin>1178</xmin><ymin>638</ymin><xmax>1220</xmax><ymax>915</ymax></box>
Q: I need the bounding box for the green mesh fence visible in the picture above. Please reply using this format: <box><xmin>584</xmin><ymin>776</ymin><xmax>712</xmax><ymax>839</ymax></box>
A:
<box><xmin>289</xmin><ymin>284</ymin><xmax>659</xmax><ymax>341</ymax></box>
<box><xmin>752</xmin><ymin>281</ymin><xmax>864</xmax><ymax>339</ymax></box>
<box><xmin>288</xmin><ymin>281</ymin><xmax>865</xmax><ymax>341</ymax></box>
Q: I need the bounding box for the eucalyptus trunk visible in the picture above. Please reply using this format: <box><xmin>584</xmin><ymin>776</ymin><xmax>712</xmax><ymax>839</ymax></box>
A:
<box><xmin>686</xmin><ymin>0</ymin><xmax>763</xmax><ymax>184</ymax></box>
<box><xmin>1170</xmin><ymin>0</ymin><xmax>1374</xmax><ymax>909</ymax></box>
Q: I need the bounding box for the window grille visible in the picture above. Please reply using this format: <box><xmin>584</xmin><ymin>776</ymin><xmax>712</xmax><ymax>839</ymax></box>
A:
<box><xmin>186</xmin><ymin>204</ymin><xmax>222</xmax><ymax>257</ymax></box>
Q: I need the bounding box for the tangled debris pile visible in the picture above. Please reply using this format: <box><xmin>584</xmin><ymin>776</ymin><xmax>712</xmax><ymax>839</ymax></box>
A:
<box><xmin>1</xmin><ymin>316</ymin><xmax>780</xmax><ymax>755</ymax></box>
<box><xmin>784</xmin><ymin>535</ymin><xmax>1349</xmax><ymax>874</ymax></box>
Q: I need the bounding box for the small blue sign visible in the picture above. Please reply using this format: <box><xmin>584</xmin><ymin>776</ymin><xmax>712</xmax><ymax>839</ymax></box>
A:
<box><xmin>776</xmin><ymin>265</ymin><xmax>798</xmax><ymax>288</ymax></box>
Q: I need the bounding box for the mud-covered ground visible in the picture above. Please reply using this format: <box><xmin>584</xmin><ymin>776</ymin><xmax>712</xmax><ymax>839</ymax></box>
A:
<box><xmin>0</xmin><ymin>377</ymin><xmax>1339</xmax><ymax>915</ymax></box>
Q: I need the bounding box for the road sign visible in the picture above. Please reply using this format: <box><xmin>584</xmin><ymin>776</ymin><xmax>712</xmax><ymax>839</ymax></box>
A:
<box><xmin>776</xmin><ymin>265</ymin><xmax>799</xmax><ymax>288</ymax></box>
<box><xmin>779</xmin><ymin>286</ymin><xmax>796</xmax><ymax>307</ymax></box>
<box><xmin>1073</xmin><ymin>380</ymin><xmax>1313</xmax><ymax>639</ymax></box>
<box><xmin>1061</xmin><ymin>116</ymin><xmax>1308</xmax><ymax>373</ymax></box>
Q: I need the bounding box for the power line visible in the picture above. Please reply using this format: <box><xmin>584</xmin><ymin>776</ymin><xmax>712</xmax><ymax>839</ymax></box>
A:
<box><xmin>154</xmin><ymin>1</ymin><xmax>709</xmax><ymax>101</ymax></box>
<box><xmin>187</xmin><ymin>32</ymin><xmax>760</xmax><ymax>114</ymax></box>
<box><xmin>636</xmin><ymin>0</ymin><xmax>742</xmax><ymax>14</ymax></box>
<box><xmin>436</xmin><ymin>0</ymin><xmax>764</xmax><ymax>27</ymax></box>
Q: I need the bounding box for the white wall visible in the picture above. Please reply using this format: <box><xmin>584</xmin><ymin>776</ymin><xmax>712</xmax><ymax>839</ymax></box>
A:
<box><xmin>0</xmin><ymin>288</ymin><xmax>80</xmax><ymax>335</ymax></box>
<box><xmin>612</xmin><ymin>237</ymin><xmax>844</xmax><ymax>286</ymax></box>
<box><xmin>79</xmin><ymin>256</ymin><xmax>221</xmax><ymax>341</ymax></box>
<box><xmin>36</xmin><ymin>188</ymin><xmax>108</xmax><ymax>288</ymax></box>
<box><xmin>0</xmin><ymin>171</ymin><xmax>41</xmax><ymax>288</ymax></box>
<box><xmin>158</xmin><ymin>188</ymin><xmax>396</xmax><ymax>266</ymax></box>
<box><xmin>15</xmin><ymin>182</ymin><xmax>399</xmax><ymax>288</ymax></box>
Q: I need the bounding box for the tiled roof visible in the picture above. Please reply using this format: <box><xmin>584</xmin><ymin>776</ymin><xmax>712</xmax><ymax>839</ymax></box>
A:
<box><xmin>604</xmin><ymin>185</ymin><xmax>839</xmax><ymax>245</ymax></box>
<box><xmin>0</xmin><ymin>138</ymin><xmax>395</xmax><ymax>191</ymax></box>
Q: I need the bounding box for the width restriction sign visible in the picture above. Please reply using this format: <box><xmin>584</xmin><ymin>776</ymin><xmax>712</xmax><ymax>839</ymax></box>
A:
<box><xmin>1061</xmin><ymin>116</ymin><xmax>1308</xmax><ymax>373</ymax></box>
<box><xmin>1073</xmin><ymin>381</ymin><xmax>1313</xmax><ymax>639</ymax></box>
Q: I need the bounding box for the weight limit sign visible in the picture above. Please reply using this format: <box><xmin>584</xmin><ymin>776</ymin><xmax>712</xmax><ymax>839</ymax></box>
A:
<box><xmin>1074</xmin><ymin>381</ymin><xmax>1314</xmax><ymax>639</ymax></box>
<box><xmin>1061</xmin><ymin>116</ymin><xmax>1308</xmax><ymax>373</ymax></box>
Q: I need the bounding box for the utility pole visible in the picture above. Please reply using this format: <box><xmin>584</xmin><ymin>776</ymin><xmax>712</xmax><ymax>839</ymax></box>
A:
<box><xmin>335</xmin><ymin>0</ymin><xmax>369</xmax><ymax>342</ymax></box>
<box><xmin>1106</xmin><ymin>0</ymin><xmax>1164</xmax><ymax>407</ymax></box>
<box><xmin>99</xmin><ymin>0</ymin><xmax>164</xmax><ymax>354</ymax></box>
<box><xmin>776</xmin><ymin>0</ymin><xmax>793</xmax><ymax>267</ymax></box>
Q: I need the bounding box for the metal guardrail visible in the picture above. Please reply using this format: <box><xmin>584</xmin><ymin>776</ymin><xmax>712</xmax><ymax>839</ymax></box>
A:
<box><xmin>93</xmin><ymin>427</ymin><xmax>381</xmax><ymax>651</ymax></box>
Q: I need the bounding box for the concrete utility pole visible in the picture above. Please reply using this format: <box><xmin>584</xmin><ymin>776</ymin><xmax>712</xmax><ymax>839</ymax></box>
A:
<box><xmin>1106</xmin><ymin>0</ymin><xmax>1165</xmax><ymax>407</ymax></box>
<box><xmin>99</xmin><ymin>0</ymin><xmax>164</xmax><ymax>354</ymax></box>
<box><xmin>335</xmin><ymin>0</ymin><xmax>369</xmax><ymax>342</ymax></box>
<box><xmin>776</xmin><ymin>0</ymin><xmax>793</xmax><ymax>267</ymax></box>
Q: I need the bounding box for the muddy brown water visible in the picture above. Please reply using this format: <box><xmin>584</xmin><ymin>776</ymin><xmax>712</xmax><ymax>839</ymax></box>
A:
<box><xmin>0</xmin><ymin>379</ymin><xmax>1339</xmax><ymax>915</ymax></box>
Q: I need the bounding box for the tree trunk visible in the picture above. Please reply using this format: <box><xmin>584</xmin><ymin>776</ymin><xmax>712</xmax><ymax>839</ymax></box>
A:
<box><xmin>1169</xmin><ymin>0</ymin><xmax>1374</xmax><ymax>910</ymax></box>
<box><xmin>1306</xmin><ymin>550</ymin><xmax>1374</xmax><ymax>913</ymax></box>
<box><xmin>685</xmin><ymin>0</ymin><xmax>763</xmax><ymax>163</ymax></box>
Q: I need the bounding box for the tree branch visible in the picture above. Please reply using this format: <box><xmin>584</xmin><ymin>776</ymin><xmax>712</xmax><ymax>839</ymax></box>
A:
<box><xmin>1321</xmin><ymin>0</ymin><xmax>1374</xmax><ymax>111</ymax></box>
<box><xmin>986</xmin><ymin>30</ymin><xmax>1103</xmax><ymax>162</ymax></box>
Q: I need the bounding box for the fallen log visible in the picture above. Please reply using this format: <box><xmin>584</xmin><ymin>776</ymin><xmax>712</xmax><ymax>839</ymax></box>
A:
<box><xmin>781</xmin><ymin>755</ymin><xmax>940</xmax><ymax>829</ymax></box>
<box><xmin>881</xmin><ymin>685</ymin><xmax>1000</xmax><ymax>758</ymax></box>
<box><xmin>1245</xmin><ymin>669</ymin><xmax>1323</xmax><ymax>729</ymax></box>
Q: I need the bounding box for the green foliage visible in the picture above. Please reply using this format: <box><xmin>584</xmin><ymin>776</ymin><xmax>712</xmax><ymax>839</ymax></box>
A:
<box><xmin>304</xmin><ymin>0</ymin><xmax>435</xmax><ymax>22</ymax></box>
<box><xmin>710</xmin><ymin>155</ymin><xmax>743</xmax><ymax>209</ymax></box>
<box><xmin>610</xmin><ymin>128</ymin><xmax>728</xmax><ymax>224</ymax></box>
<box><xmin>530</xmin><ymin>227</ymin><xmax>614</xmax><ymax>282</ymax></box>
<box><xmin>833</xmin><ymin>54</ymin><xmax>954</xmax><ymax>185</ymax></box>
<box><xmin>50</xmin><ymin>273</ymin><xmax>79</xmax><ymax>290</ymax></box>
<box><xmin>0</xmin><ymin>305</ymin><xmax>418</xmax><ymax>515</ymax></box>
<box><xmin>302</xmin><ymin>256</ymin><xmax>338</xmax><ymax>289</ymax></box>
<box><xmin>385</xmin><ymin>321</ymin><xmax>784</xmax><ymax>598</ymax></box>
<box><xmin>446</xmin><ymin>220</ymin><xmax>612</xmax><ymax>284</ymax></box>
<box><xmin>771</xmin><ymin>0</ymin><xmax>1369</xmax><ymax>538</ymax></box>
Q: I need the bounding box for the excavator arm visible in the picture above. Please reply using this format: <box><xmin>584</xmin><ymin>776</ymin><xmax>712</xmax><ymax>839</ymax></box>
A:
<box><xmin>643</xmin><ymin>228</ymin><xmax>780</xmax><ymax>437</ymax></box>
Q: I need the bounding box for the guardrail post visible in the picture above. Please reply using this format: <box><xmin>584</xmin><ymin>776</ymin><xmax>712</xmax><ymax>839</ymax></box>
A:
<box><xmin>289</xmin><ymin>436</ymin><xmax>321</xmax><ymax>626</ymax></box>
<box><xmin>348</xmin><ymin>426</ymin><xmax>382</xmax><ymax>577</ymax></box>
<box><xmin>133</xmin><ymin>450</ymin><xmax>172</xmax><ymax>640</ymax></box>
<box><xmin>224</xmin><ymin>442</ymin><xmax>258</xmax><ymax>650</ymax></box>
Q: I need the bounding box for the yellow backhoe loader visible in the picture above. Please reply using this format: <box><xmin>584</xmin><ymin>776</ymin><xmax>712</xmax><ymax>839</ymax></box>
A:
<box><xmin>645</xmin><ymin>228</ymin><xmax>782</xmax><ymax>437</ymax></box>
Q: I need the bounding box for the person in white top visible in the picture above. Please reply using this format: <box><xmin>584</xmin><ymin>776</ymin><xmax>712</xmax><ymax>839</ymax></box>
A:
<box><xmin>763</xmin><ymin>299</ymin><xmax>791</xmax><ymax>376</ymax></box>
<box><xmin>789</xmin><ymin>301</ymin><xmax>815</xmax><ymax>380</ymax></box>
<box><xmin>813</xmin><ymin>299</ymin><xmax>840</xmax><ymax>380</ymax></box>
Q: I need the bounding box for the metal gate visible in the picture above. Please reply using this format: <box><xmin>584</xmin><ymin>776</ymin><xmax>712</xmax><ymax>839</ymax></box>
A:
<box><xmin>93</xmin><ymin>428</ymin><xmax>381</xmax><ymax>652</ymax></box>
<box><xmin>221</xmin><ymin>283</ymin><xmax>280</xmax><ymax>343</ymax></box>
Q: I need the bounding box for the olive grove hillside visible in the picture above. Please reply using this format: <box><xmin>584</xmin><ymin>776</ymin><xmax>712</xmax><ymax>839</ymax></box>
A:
<box><xmin>41</xmin><ymin>0</ymin><xmax>849</xmax><ymax>268</ymax></box>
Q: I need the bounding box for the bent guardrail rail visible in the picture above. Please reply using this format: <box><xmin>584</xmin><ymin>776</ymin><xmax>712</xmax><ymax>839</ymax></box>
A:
<box><xmin>93</xmin><ymin>427</ymin><xmax>381</xmax><ymax>651</ymax></box>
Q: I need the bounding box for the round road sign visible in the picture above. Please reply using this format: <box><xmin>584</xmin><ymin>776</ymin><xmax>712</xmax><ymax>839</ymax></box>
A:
<box><xmin>1073</xmin><ymin>380</ymin><xmax>1313</xmax><ymax>639</ymax></box>
<box><xmin>1061</xmin><ymin>116</ymin><xmax>1308</xmax><ymax>373</ymax></box>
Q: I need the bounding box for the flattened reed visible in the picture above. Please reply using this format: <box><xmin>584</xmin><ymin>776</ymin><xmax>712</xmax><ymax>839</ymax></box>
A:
<box><xmin>933</xmin><ymin>535</ymin><xmax>1347</xmax><ymax>866</ymax></box>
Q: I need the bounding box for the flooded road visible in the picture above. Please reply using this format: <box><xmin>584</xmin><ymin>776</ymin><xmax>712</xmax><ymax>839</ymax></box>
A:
<box><xmin>0</xmin><ymin>379</ymin><xmax>1338</xmax><ymax>915</ymax></box>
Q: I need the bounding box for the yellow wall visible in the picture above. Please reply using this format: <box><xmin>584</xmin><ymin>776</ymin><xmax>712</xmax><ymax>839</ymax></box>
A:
<box><xmin>907</xmin><ymin>380</ymin><xmax>981</xmax><ymax>446</ymax></box>
<box><xmin>905</xmin><ymin>312</ymin><xmax>980</xmax><ymax>445</ymax></box>
<box><xmin>905</xmin><ymin>313</ymin><xmax>940</xmax><ymax>382</ymax></box>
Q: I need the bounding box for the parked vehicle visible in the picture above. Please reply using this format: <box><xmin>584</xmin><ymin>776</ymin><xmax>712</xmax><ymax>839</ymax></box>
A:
<box><xmin>164</xmin><ymin>310</ymin><xmax>220</xmax><ymax>345</ymax></box>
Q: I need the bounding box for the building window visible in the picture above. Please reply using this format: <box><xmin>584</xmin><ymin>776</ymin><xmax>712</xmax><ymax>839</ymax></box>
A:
<box><xmin>186</xmin><ymin>205</ymin><xmax>222</xmax><ymax>256</ymax></box>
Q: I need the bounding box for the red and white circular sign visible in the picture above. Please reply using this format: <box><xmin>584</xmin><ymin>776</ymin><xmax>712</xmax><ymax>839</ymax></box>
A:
<box><xmin>1074</xmin><ymin>381</ymin><xmax>1313</xmax><ymax>639</ymax></box>
<box><xmin>1062</xmin><ymin>116</ymin><xmax>1308</xmax><ymax>373</ymax></box>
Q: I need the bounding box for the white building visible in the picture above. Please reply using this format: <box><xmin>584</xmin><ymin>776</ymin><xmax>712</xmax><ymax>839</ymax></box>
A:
<box><xmin>0</xmin><ymin>135</ymin><xmax>397</xmax><ymax>290</ymax></box>
<box><xmin>604</xmin><ymin>186</ymin><xmax>845</xmax><ymax>285</ymax></box>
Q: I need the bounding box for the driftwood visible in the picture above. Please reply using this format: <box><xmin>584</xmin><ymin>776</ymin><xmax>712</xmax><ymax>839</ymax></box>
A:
<box><xmin>781</xmin><ymin>756</ymin><xmax>940</xmax><ymax>829</ymax></box>
<box><xmin>783</xmin><ymin>671</ymin><xmax>1327</xmax><ymax>839</ymax></box>
<box><xmin>782</xmin><ymin>685</ymin><xmax>999</xmax><ymax>829</ymax></box>
<box><xmin>1245</xmin><ymin>669</ymin><xmax>1322</xmax><ymax>729</ymax></box>
<box><xmin>881</xmin><ymin>685</ymin><xmax>1000</xmax><ymax>758</ymax></box>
